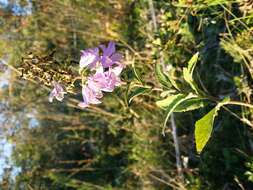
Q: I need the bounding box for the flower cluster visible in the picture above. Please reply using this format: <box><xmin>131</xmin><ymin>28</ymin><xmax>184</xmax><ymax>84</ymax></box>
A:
<box><xmin>78</xmin><ymin>41</ymin><xmax>123</xmax><ymax>108</ymax></box>
<box><xmin>49</xmin><ymin>41</ymin><xmax>124</xmax><ymax>108</ymax></box>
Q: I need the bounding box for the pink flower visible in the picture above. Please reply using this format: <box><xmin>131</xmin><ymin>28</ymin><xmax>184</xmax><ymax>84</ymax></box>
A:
<box><xmin>78</xmin><ymin>66</ymin><xmax>123</xmax><ymax>108</ymax></box>
<box><xmin>100</xmin><ymin>41</ymin><xmax>123</xmax><ymax>68</ymax></box>
<box><xmin>91</xmin><ymin>68</ymin><xmax>121</xmax><ymax>92</ymax></box>
<box><xmin>78</xmin><ymin>85</ymin><xmax>103</xmax><ymax>108</ymax></box>
<box><xmin>79</xmin><ymin>48</ymin><xmax>99</xmax><ymax>69</ymax></box>
<box><xmin>78</xmin><ymin>41</ymin><xmax>124</xmax><ymax>108</ymax></box>
<box><xmin>49</xmin><ymin>81</ymin><xmax>66</xmax><ymax>102</ymax></box>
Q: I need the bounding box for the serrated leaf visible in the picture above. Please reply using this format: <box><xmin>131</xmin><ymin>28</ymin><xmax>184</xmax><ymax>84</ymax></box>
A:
<box><xmin>155</xmin><ymin>63</ymin><xmax>171</xmax><ymax>88</ymax></box>
<box><xmin>174</xmin><ymin>98</ymin><xmax>207</xmax><ymax>112</ymax></box>
<box><xmin>194</xmin><ymin>97</ymin><xmax>230</xmax><ymax>153</ymax></box>
<box><xmin>128</xmin><ymin>86</ymin><xmax>151</xmax><ymax>104</ymax></box>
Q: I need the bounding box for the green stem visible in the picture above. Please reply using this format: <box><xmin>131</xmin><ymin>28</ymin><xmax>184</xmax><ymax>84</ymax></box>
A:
<box><xmin>225</xmin><ymin>101</ymin><xmax>253</xmax><ymax>109</ymax></box>
<box><xmin>223</xmin><ymin>106</ymin><xmax>253</xmax><ymax>128</ymax></box>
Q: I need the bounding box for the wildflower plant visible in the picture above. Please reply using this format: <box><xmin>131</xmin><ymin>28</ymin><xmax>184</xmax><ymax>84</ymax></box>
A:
<box><xmin>19</xmin><ymin>41</ymin><xmax>124</xmax><ymax>108</ymax></box>
<box><xmin>18</xmin><ymin>40</ymin><xmax>253</xmax><ymax>154</ymax></box>
<box><xmin>78</xmin><ymin>41</ymin><xmax>123</xmax><ymax>108</ymax></box>
<box><xmin>155</xmin><ymin>53</ymin><xmax>253</xmax><ymax>153</ymax></box>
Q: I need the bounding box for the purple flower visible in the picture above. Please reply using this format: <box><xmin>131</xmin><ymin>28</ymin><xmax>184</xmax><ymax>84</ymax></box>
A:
<box><xmin>79</xmin><ymin>48</ymin><xmax>99</xmax><ymax>69</ymax></box>
<box><xmin>49</xmin><ymin>81</ymin><xmax>66</xmax><ymax>102</ymax></box>
<box><xmin>101</xmin><ymin>70</ymin><xmax>121</xmax><ymax>92</ymax></box>
<box><xmin>78</xmin><ymin>66</ymin><xmax>123</xmax><ymax>108</ymax></box>
<box><xmin>89</xmin><ymin>67</ymin><xmax>121</xmax><ymax>92</ymax></box>
<box><xmin>78</xmin><ymin>85</ymin><xmax>103</xmax><ymax>108</ymax></box>
<box><xmin>111</xmin><ymin>64</ymin><xmax>124</xmax><ymax>76</ymax></box>
<box><xmin>100</xmin><ymin>41</ymin><xmax>122</xmax><ymax>68</ymax></box>
<box><xmin>78</xmin><ymin>41</ymin><xmax>124</xmax><ymax>108</ymax></box>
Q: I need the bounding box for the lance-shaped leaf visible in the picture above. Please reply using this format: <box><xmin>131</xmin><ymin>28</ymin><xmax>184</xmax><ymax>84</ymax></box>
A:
<box><xmin>195</xmin><ymin>108</ymin><xmax>217</xmax><ymax>154</ymax></box>
<box><xmin>194</xmin><ymin>97</ymin><xmax>230</xmax><ymax>153</ymax></box>
<box><xmin>132</xmin><ymin>60</ymin><xmax>143</xmax><ymax>83</ymax></box>
<box><xmin>188</xmin><ymin>52</ymin><xmax>199</xmax><ymax>75</ymax></box>
<box><xmin>156</xmin><ymin>94</ymin><xmax>185</xmax><ymax>109</ymax></box>
<box><xmin>128</xmin><ymin>86</ymin><xmax>152</xmax><ymax>104</ymax></box>
<box><xmin>155</xmin><ymin>63</ymin><xmax>171</xmax><ymax>88</ymax></box>
<box><xmin>156</xmin><ymin>93</ymin><xmax>198</xmax><ymax>135</ymax></box>
<box><xmin>183</xmin><ymin>52</ymin><xmax>201</xmax><ymax>94</ymax></box>
<box><xmin>174</xmin><ymin>98</ymin><xmax>207</xmax><ymax>112</ymax></box>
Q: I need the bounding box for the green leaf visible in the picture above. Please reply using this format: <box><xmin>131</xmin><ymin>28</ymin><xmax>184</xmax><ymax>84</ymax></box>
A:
<box><xmin>183</xmin><ymin>67</ymin><xmax>199</xmax><ymax>93</ymax></box>
<box><xmin>157</xmin><ymin>93</ymin><xmax>198</xmax><ymax>135</ymax></box>
<box><xmin>155</xmin><ymin>63</ymin><xmax>171</xmax><ymax>88</ymax></box>
<box><xmin>132</xmin><ymin>61</ymin><xmax>143</xmax><ymax>83</ymax></box>
<box><xmin>128</xmin><ymin>86</ymin><xmax>152</xmax><ymax>104</ymax></box>
<box><xmin>167</xmin><ymin>68</ymin><xmax>181</xmax><ymax>91</ymax></box>
<box><xmin>174</xmin><ymin>98</ymin><xmax>207</xmax><ymax>112</ymax></box>
<box><xmin>183</xmin><ymin>52</ymin><xmax>203</xmax><ymax>94</ymax></box>
<box><xmin>195</xmin><ymin>108</ymin><xmax>217</xmax><ymax>154</ymax></box>
<box><xmin>194</xmin><ymin>97</ymin><xmax>230</xmax><ymax>153</ymax></box>
<box><xmin>188</xmin><ymin>52</ymin><xmax>199</xmax><ymax>76</ymax></box>
<box><xmin>160</xmin><ymin>90</ymin><xmax>171</xmax><ymax>98</ymax></box>
<box><xmin>156</xmin><ymin>94</ymin><xmax>186</xmax><ymax>109</ymax></box>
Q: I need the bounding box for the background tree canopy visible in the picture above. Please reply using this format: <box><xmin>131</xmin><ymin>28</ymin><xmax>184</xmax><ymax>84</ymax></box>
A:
<box><xmin>0</xmin><ymin>0</ymin><xmax>253</xmax><ymax>189</ymax></box>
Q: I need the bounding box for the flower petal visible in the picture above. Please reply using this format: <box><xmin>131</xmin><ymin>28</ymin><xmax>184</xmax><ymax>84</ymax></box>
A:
<box><xmin>110</xmin><ymin>53</ymin><xmax>122</xmax><ymax>63</ymax></box>
<box><xmin>101</xmin><ymin>56</ymin><xmax>113</xmax><ymax>68</ymax></box>
<box><xmin>111</xmin><ymin>64</ymin><xmax>124</xmax><ymax>76</ymax></box>
<box><xmin>82</xmin><ymin>85</ymin><xmax>102</xmax><ymax>106</ymax></box>
<box><xmin>79</xmin><ymin>48</ymin><xmax>99</xmax><ymax>69</ymax></box>
<box><xmin>105</xmin><ymin>41</ymin><xmax>116</xmax><ymax>57</ymax></box>
<box><xmin>49</xmin><ymin>89</ymin><xmax>56</xmax><ymax>102</ymax></box>
<box><xmin>55</xmin><ymin>92</ymin><xmax>65</xmax><ymax>102</ymax></box>
<box><xmin>49</xmin><ymin>82</ymin><xmax>66</xmax><ymax>103</ymax></box>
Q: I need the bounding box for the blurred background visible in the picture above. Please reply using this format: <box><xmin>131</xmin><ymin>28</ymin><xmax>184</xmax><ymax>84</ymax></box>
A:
<box><xmin>0</xmin><ymin>0</ymin><xmax>253</xmax><ymax>189</ymax></box>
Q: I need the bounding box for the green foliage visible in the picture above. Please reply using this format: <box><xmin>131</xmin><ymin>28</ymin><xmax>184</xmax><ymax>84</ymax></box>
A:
<box><xmin>155</xmin><ymin>63</ymin><xmax>171</xmax><ymax>89</ymax></box>
<box><xmin>182</xmin><ymin>52</ymin><xmax>202</xmax><ymax>94</ymax></box>
<box><xmin>195</xmin><ymin>108</ymin><xmax>217</xmax><ymax>153</ymax></box>
<box><xmin>157</xmin><ymin>93</ymin><xmax>199</xmax><ymax>135</ymax></box>
<box><xmin>174</xmin><ymin>98</ymin><xmax>207</xmax><ymax>112</ymax></box>
<box><xmin>194</xmin><ymin>98</ymin><xmax>230</xmax><ymax>153</ymax></box>
<box><xmin>127</xmin><ymin>86</ymin><xmax>152</xmax><ymax>104</ymax></box>
<box><xmin>245</xmin><ymin>159</ymin><xmax>253</xmax><ymax>183</ymax></box>
<box><xmin>1</xmin><ymin>0</ymin><xmax>253</xmax><ymax>189</ymax></box>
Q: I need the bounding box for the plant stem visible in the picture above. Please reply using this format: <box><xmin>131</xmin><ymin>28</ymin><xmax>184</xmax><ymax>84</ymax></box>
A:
<box><xmin>170</xmin><ymin>113</ymin><xmax>184</xmax><ymax>180</ymax></box>
<box><xmin>225</xmin><ymin>101</ymin><xmax>253</xmax><ymax>109</ymax></box>
<box><xmin>223</xmin><ymin>106</ymin><xmax>253</xmax><ymax>128</ymax></box>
